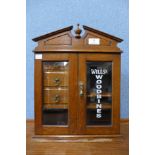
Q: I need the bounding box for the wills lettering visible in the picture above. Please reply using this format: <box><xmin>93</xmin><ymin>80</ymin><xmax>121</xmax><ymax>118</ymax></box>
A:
<box><xmin>91</xmin><ymin>69</ymin><xmax>107</xmax><ymax>75</ymax></box>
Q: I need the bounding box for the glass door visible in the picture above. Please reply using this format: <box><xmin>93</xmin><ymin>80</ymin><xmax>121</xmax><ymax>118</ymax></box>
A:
<box><xmin>42</xmin><ymin>61</ymin><xmax>69</xmax><ymax>125</ymax></box>
<box><xmin>35</xmin><ymin>54</ymin><xmax>78</xmax><ymax>135</ymax></box>
<box><xmin>78</xmin><ymin>54</ymin><xmax>120</xmax><ymax>135</ymax></box>
<box><xmin>86</xmin><ymin>62</ymin><xmax>112</xmax><ymax>126</ymax></box>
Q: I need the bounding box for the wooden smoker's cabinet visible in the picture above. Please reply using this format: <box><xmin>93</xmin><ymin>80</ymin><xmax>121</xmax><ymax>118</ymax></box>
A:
<box><xmin>32</xmin><ymin>25</ymin><xmax>123</xmax><ymax>136</ymax></box>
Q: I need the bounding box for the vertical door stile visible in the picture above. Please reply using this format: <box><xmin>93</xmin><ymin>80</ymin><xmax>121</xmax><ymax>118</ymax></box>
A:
<box><xmin>78</xmin><ymin>54</ymin><xmax>87</xmax><ymax>134</ymax></box>
<box><xmin>34</xmin><ymin>59</ymin><xmax>43</xmax><ymax>134</ymax></box>
<box><xmin>68</xmin><ymin>54</ymin><xmax>78</xmax><ymax>134</ymax></box>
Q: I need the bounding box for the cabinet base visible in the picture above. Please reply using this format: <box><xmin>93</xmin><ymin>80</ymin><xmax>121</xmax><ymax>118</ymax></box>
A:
<box><xmin>32</xmin><ymin>134</ymin><xmax>123</xmax><ymax>142</ymax></box>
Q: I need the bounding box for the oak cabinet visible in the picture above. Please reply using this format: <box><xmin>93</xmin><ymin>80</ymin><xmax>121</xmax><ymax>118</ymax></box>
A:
<box><xmin>32</xmin><ymin>24</ymin><xmax>123</xmax><ymax>136</ymax></box>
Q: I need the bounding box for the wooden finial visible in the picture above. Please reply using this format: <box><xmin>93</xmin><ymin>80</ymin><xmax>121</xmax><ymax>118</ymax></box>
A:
<box><xmin>74</xmin><ymin>24</ymin><xmax>82</xmax><ymax>39</ymax></box>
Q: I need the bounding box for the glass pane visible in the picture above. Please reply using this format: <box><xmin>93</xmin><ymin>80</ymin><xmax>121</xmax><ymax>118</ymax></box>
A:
<box><xmin>42</xmin><ymin>61</ymin><xmax>69</xmax><ymax>125</ymax></box>
<box><xmin>86</xmin><ymin>62</ymin><xmax>112</xmax><ymax>125</ymax></box>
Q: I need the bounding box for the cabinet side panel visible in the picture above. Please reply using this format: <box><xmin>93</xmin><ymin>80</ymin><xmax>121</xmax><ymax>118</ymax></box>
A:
<box><xmin>112</xmin><ymin>54</ymin><xmax>121</xmax><ymax>134</ymax></box>
<box><xmin>34</xmin><ymin>60</ymin><xmax>43</xmax><ymax>134</ymax></box>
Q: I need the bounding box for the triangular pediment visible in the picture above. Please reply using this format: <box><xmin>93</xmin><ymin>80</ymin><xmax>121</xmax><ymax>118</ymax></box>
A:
<box><xmin>32</xmin><ymin>24</ymin><xmax>123</xmax><ymax>53</ymax></box>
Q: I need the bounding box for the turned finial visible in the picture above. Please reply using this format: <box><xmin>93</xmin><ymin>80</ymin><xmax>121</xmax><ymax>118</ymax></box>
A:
<box><xmin>74</xmin><ymin>24</ymin><xmax>82</xmax><ymax>39</ymax></box>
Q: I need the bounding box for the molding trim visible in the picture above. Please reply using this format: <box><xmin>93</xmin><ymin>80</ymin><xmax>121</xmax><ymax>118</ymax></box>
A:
<box><xmin>26</xmin><ymin>118</ymin><xmax>129</xmax><ymax>124</ymax></box>
<box><xmin>27</xmin><ymin>119</ymin><xmax>128</xmax><ymax>141</ymax></box>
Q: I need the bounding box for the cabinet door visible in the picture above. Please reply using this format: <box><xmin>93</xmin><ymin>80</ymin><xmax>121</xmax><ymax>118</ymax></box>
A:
<box><xmin>78</xmin><ymin>54</ymin><xmax>120</xmax><ymax>135</ymax></box>
<box><xmin>35</xmin><ymin>54</ymin><xmax>78</xmax><ymax>135</ymax></box>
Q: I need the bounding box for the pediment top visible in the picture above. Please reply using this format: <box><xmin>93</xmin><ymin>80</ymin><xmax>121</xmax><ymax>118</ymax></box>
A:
<box><xmin>32</xmin><ymin>24</ymin><xmax>123</xmax><ymax>53</ymax></box>
<box><xmin>32</xmin><ymin>24</ymin><xmax>123</xmax><ymax>43</ymax></box>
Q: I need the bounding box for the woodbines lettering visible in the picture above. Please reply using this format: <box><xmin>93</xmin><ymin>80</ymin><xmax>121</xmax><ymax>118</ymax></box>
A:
<box><xmin>91</xmin><ymin>68</ymin><xmax>108</xmax><ymax>118</ymax></box>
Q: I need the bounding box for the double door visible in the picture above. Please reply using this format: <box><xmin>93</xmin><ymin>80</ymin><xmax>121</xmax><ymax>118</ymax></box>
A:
<box><xmin>35</xmin><ymin>53</ymin><xmax>120</xmax><ymax>135</ymax></box>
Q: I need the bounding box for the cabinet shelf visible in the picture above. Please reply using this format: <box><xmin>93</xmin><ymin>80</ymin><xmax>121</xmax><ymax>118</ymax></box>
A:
<box><xmin>44</xmin><ymin>71</ymin><xmax>68</xmax><ymax>74</ymax></box>
<box><xmin>87</xmin><ymin>103</ymin><xmax>112</xmax><ymax>110</ymax></box>
<box><xmin>43</xmin><ymin>103</ymin><xmax>112</xmax><ymax>110</ymax></box>
<box><xmin>43</xmin><ymin>104</ymin><xmax>68</xmax><ymax>110</ymax></box>
<box><xmin>87</xmin><ymin>92</ymin><xmax>112</xmax><ymax>98</ymax></box>
<box><xmin>43</xmin><ymin>87</ymin><xmax>68</xmax><ymax>90</ymax></box>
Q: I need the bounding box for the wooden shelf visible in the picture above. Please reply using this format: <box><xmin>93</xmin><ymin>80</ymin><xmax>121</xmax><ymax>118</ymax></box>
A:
<box><xmin>43</xmin><ymin>87</ymin><xmax>68</xmax><ymax>90</ymax></box>
<box><xmin>43</xmin><ymin>104</ymin><xmax>68</xmax><ymax>110</ymax></box>
<box><xmin>43</xmin><ymin>103</ymin><xmax>112</xmax><ymax>110</ymax></box>
<box><xmin>87</xmin><ymin>92</ymin><xmax>112</xmax><ymax>98</ymax></box>
<box><xmin>87</xmin><ymin>103</ymin><xmax>112</xmax><ymax>110</ymax></box>
<box><xmin>44</xmin><ymin>71</ymin><xmax>68</xmax><ymax>74</ymax></box>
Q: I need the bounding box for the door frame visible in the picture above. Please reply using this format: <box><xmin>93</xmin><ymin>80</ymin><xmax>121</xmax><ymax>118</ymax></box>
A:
<box><xmin>78</xmin><ymin>53</ymin><xmax>120</xmax><ymax>135</ymax></box>
<box><xmin>34</xmin><ymin>53</ymin><xmax>78</xmax><ymax>135</ymax></box>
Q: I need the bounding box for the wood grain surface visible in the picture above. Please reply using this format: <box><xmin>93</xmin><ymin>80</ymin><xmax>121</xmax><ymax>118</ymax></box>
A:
<box><xmin>27</xmin><ymin>120</ymin><xmax>128</xmax><ymax>155</ymax></box>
